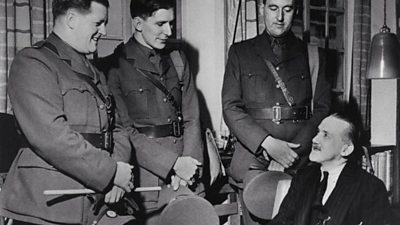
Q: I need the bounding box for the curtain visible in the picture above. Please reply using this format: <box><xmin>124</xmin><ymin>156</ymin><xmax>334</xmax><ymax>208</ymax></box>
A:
<box><xmin>0</xmin><ymin>0</ymin><xmax>53</xmax><ymax>113</ymax></box>
<box><xmin>351</xmin><ymin>0</ymin><xmax>371</xmax><ymax>133</ymax></box>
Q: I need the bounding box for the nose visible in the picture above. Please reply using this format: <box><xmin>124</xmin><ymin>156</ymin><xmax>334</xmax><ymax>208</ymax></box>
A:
<box><xmin>163</xmin><ymin>23</ymin><xmax>172</xmax><ymax>36</ymax></box>
<box><xmin>277</xmin><ymin>9</ymin><xmax>284</xmax><ymax>22</ymax></box>
<box><xmin>99</xmin><ymin>23</ymin><xmax>106</xmax><ymax>36</ymax></box>
<box><xmin>312</xmin><ymin>133</ymin><xmax>320</xmax><ymax>144</ymax></box>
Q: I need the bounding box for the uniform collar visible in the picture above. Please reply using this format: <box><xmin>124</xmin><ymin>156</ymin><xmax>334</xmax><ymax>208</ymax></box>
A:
<box><xmin>47</xmin><ymin>32</ymin><xmax>94</xmax><ymax>78</ymax></box>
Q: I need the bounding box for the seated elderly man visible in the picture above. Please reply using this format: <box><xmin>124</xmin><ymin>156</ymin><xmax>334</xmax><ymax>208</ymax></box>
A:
<box><xmin>270</xmin><ymin>103</ymin><xmax>392</xmax><ymax>225</ymax></box>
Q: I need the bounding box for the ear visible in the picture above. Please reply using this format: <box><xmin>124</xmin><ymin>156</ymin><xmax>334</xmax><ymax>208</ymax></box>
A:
<box><xmin>65</xmin><ymin>9</ymin><xmax>78</xmax><ymax>30</ymax></box>
<box><xmin>341</xmin><ymin>144</ymin><xmax>354</xmax><ymax>157</ymax></box>
<box><xmin>132</xmin><ymin>17</ymin><xmax>143</xmax><ymax>32</ymax></box>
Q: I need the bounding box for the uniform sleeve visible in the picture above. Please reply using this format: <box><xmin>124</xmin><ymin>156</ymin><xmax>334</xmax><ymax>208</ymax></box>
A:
<box><xmin>291</xmin><ymin>49</ymin><xmax>331</xmax><ymax>156</ymax></box>
<box><xmin>107</xmin><ymin>59</ymin><xmax>179</xmax><ymax>180</ymax></box>
<box><xmin>179</xmin><ymin>51</ymin><xmax>203</xmax><ymax>163</ymax></box>
<box><xmin>222</xmin><ymin>45</ymin><xmax>270</xmax><ymax>154</ymax></box>
<box><xmin>8</xmin><ymin>49</ymin><xmax>116</xmax><ymax>192</ymax></box>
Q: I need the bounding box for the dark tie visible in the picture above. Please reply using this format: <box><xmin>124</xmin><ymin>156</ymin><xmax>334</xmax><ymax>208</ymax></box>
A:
<box><xmin>149</xmin><ymin>51</ymin><xmax>161</xmax><ymax>73</ymax></box>
<box><xmin>314</xmin><ymin>171</ymin><xmax>329</xmax><ymax>207</ymax></box>
<box><xmin>310</xmin><ymin>171</ymin><xmax>329</xmax><ymax>225</ymax></box>
<box><xmin>271</xmin><ymin>39</ymin><xmax>283</xmax><ymax>59</ymax></box>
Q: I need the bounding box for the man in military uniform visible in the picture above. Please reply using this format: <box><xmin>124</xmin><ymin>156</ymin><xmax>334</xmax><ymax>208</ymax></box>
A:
<box><xmin>0</xmin><ymin>1</ymin><xmax>134</xmax><ymax>224</ymax></box>
<box><xmin>222</xmin><ymin>0</ymin><xmax>331</xmax><ymax>224</ymax></box>
<box><xmin>98</xmin><ymin>0</ymin><xmax>203</xmax><ymax>224</ymax></box>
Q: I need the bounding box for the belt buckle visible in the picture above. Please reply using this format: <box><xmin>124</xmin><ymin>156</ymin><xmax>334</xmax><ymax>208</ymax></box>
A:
<box><xmin>272</xmin><ymin>105</ymin><xmax>282</xmax><ymax>124</ymax></box>
<box><xmin>102</xmin><ymin>132</ymin><xmax>113</xmax><ymax>152</ymax></box>
<box><xmin>172</xmin><ymin>121</ymin><xmax>183</xmax><ymax>137</ymax></box>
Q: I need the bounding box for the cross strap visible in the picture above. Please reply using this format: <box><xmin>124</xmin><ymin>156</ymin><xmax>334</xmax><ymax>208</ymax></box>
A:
<box><xmin>263</xmin><ymin>59</ymin><xmax>295</xmax><ymax>107</ymax></box>
<box><xmin>135</xmin><ymin>68</ymin><xmax>182</xmax><ymax>116</ymax></box>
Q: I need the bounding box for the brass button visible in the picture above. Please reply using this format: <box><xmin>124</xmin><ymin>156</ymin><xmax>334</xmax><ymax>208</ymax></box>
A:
<box><xmin>173</xmin><ymin>139</ymin><xmax>177</xmax><ymax>144</ymax></box>
<box><xmin>99</xmin><ymin>104</ymin><xmax>105</xmax><ymax>110</ymax></box>
<box><xmin>163</xmin><ymin>98</ymin><xmax>168</xmax><ymax>102</ymax></box>
<box><xmin>276</xmin><ymin>66</ymin><xmax>280</xmax><ymax>71</ymax></box>
<box><xmin>160</xmin><ymin>77</ymin><xmax>164</xmax><ymax>81</ymax></box>
<box><xmin>167</xmin><ymin>118</ymin><xmax>172</xmax><ymax>122</ymax></box>
<box><xmin>276</xmin><ymin>84</ymin><xmax>280</xmax><ymax>88</ymax></box>
<box><xmin>139</xmin><ymin>88</ymin><xmax>143</xmax><ymax>92</ymax></box>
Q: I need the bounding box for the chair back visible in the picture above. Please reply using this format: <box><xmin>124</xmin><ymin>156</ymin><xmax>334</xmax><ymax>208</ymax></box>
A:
<box><xmin>243</xmin><ymin>170</ymin><xmax>292</xmax><ymax>220</ymax></box>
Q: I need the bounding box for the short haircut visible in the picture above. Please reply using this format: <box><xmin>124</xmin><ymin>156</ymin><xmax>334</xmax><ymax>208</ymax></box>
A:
<box><xmin>330</xmin><ymin>100</ymin><xmax>364</xmax><ymax>162</ymax></box>
<box><xmin>130</xmin><ymin>0</ymin><xmax>175</xmax><ymax>19</ymax></box>
<box><xmin>262</xmin><ymin>0</ymin><xmax>300</xmax><ymax>11</ymax></box>
<box><xmin>52</xmin><ymin>0</ymin><xmax>109</xmax><ymax>20</ymax></box>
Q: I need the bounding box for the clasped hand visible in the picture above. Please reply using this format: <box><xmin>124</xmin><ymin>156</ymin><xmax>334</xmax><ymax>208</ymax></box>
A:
<box><xmin>171</xmin><ymin>156</ymin><xmax>201</xmax><ymax>190</ymax></box>
<box><xmin>113</xmin><ymin>161</ymin><xmax>134</xmax><ymax>193</ymax></box>
<box><xmin>262</xmin><ymin>136</ymin><xmax>299</xmax><ymax>168</ymax></box>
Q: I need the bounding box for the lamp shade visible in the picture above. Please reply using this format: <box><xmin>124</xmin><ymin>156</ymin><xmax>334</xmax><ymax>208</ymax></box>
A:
<box><xmin>366</xmin><ymin>31</ymin><xmax>400</xmax><ymax>79</ymax></box>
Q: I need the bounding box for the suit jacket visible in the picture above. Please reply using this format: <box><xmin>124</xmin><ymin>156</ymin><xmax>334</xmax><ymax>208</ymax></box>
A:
<box><xmin>270</xmin><ymin>163</ymin><xmax>392</xmax><ymax>225</ymax></box>
<box><xmin>104</xmin><ymin>38</ymin><xmax>203</xmax><ymax>210</ymax></box>
<box><xmin>0</xmin><ymin>33</ymin><xmax>131</xmax><ymax>225</ymax></box>
<box><xmin>222</xmin><ymin>31</ymin><xmax>331</xmax><ymax>186</ymax></box>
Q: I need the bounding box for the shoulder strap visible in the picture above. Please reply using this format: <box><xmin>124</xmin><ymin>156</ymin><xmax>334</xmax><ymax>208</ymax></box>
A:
<box><xmin>263</xmin><ymin>59</ymin><xmax>295</xmax><ymax>107</ymax></box>
<box><xmin>307</xmin><ymin>44</ymin><xmax>319</xmax><ymax>99</ymax></box>
<box><xmin>135</xmin><ymin>68</ymin><xmax>181</xmax><ymax>113</ymax></box>
<box><xmin>41</xmin><ymin>42</ymin><xmax>115</xmax><ymax>130</ymax></box>
<box><xmin>169</xmin><ymin>50</ymin><xmax>184</xmax><ymax>81</ymax></box>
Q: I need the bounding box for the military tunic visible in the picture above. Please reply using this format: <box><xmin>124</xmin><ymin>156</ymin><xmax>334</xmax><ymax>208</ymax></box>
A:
<box><xmin>0</xmin><ymin>33</ymin><xmax>131</xmax><ymax>225</ymax></box>
<box><xmin>104</xmin><ymin>38</ymin><xmax>203</xmax><ymax>211</ymax></box>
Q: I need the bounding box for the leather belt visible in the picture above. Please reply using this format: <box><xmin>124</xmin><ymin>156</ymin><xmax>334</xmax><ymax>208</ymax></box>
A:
<box><xmin>246</xmin><ymin>106</ymin><xmax>311</xmax><ymax>123</ymax></box>
<box><xmin>18</xmin><ymin>132</ymin><xmax>113</xmax><ymax>152</ymax></box>
<box><xmin>136</xmin><ymin>120</ymin><xmax>183</xmax><ymax>138</ymax></box>
<box><xmin>81</xmin><ymin>132</ymin><xmax>113</xmax><ymax>152</ymax></box>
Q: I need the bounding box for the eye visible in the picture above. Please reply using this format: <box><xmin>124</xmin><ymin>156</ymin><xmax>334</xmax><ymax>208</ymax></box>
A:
<box><xmin>268</xmin><ymin>5</ymin><xmax>278</xmax><ymax>11</ymax></box>
<box><xmin>283</xmin><ymin>6</ymin><xmax>294</xmax><ymax>13</ymax></box>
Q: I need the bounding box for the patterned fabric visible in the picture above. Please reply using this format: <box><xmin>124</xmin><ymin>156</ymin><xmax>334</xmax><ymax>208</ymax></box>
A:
<box><xmin>0</xmin><ymin>0</ymin><xmax>52</xmax><ymax>113</ymax></box>
<box><xmin>351</xmin><ymin>0</ymin><xmax>371</xmax><ymax>131</ymax></box>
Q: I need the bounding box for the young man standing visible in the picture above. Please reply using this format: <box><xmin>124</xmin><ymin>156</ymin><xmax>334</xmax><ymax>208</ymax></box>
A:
<box><xmin>222</xmin><ymin>0</ymin><xmax>331</xmax><ymax>223</ymax></box>
<box><xmin>99</xmin><ymin>0</ymin><xmax>204</xmax><ymax>224</ymax></box>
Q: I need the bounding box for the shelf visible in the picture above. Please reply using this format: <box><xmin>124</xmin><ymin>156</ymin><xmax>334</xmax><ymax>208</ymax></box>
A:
<box><xmin>309</xmin><ymin>6</ymin><xmax>345</xmax><ymax>14</ymax></box>
<box><xmin>367</xmin><ymin>144</ymin><xmax>396</xmax><ymax>155</ymax></box>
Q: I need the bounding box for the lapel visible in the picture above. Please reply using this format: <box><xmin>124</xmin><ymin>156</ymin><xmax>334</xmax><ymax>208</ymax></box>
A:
<box><xmin>296</xmin><ymin>165</ymin><xmax>322</xmax><ymax>225</ymax></box>
<box><xmin>124</xmin><ymin>38</ymin><xmax>161</xmax><ymax>75</ymax></box>
<box><xmin>323</xmin><ymin>163</ymin><xmax>361</xmax><ymax>225</ymax></box>
<box><xmin>47</xmin><ymin>33</ymin><xmax>95</xmax><ymax>79</ymax></box>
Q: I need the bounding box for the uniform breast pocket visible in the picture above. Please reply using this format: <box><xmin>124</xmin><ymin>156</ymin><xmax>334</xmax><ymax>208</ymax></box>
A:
<box><xmin>285</xmin><ymin>69</ymin><xmax>311</xmax><ymax>98</ymax></box>
<box><xmin>60</xmin><ymin>77</ymin><xmax>93</xmax><ymax>126</ymax></box>
<box><xmin>121</xmin><ymin>80</ymin><xmax>152</xmax><ymax>119</ymax></box>
<box><xmin>240</xmin><ymin>70</ymin><xmax>268</xmax><ymax>102</ymax></box>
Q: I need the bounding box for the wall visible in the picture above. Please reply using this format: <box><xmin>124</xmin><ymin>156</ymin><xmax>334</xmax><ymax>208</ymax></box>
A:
<box><xmin>370</xmin><ymin>0</ymin><xmax>397</xmax><ymax>145</ymax></box>
<box><xmin>181</xmin><ymin>0</ymin><xmax>226</xmax><ymax>131</ymax></box>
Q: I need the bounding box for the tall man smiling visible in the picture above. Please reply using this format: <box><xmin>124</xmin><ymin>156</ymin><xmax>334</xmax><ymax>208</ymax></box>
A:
<box><xmin>222</xmin><ymin>0</ymin><xmax>331</xmax><ymax>224</ymax></box>
<box><xmin>0</xmin><ymin>0</ymin><xmax>134</xmax><ymax>225</ymax></box>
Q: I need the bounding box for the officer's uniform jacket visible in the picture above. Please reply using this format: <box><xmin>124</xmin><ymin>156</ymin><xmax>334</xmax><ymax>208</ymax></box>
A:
<box><xmin>222</xmin><ymin>31</ymin><xmax>331</xmax><ymax>186</ymax></box>
<box><xmin>105</xmin><ymin>38</ymin><xmax>203</xmax><ymax>210</ymax></box>
<box><xmin>0</xmin><ymin>33</ymin><xmax>131</xmax><ymax>225</ymax></box>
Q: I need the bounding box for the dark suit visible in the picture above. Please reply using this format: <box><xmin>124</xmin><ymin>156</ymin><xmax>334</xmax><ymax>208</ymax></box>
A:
<box><xmin>270</xmin><ymin>163</ymin><xmax>392</xmax><ymax>225</ymax></box>
<box><xmin>0</xmin><ymin>33</ymin><xmax>131</xmax><ymax>225</ymax></box>
<box><xmin>103</xmin><ymin>38</ymin><xmax>203</xmax><ymax>217</ymax></box>
<box><xmin>222</xmin><ymin>31</ymin><xmax>331</xmax><ymax>187</ymax></box>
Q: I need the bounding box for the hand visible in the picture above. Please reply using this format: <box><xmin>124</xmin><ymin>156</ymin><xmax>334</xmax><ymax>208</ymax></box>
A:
<box><xmin>262</xmin><ymin>136</ymin><xmax>299</xmax><ymax>168</ymax></box>
<box><xmin>173</xmin><ymin>156</ymin><xmax>201</xmax><ymax>182</ymax></box>
<box><xmin>114</xmin><ymin>161</ymin><xmax>134</xmax><ymax>192</ymax></box>
<box><xmin>169</xmin><ymin>175</ymin><xmax>189</xmax><ymax>191</ymax></box>
<box><xmin>105</xmin><ymin>185</ymin><xmax>125</xmax><ymax>203</ymax></box>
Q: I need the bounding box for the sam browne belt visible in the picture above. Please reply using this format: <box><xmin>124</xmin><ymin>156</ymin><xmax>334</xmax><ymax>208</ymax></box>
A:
<box><xmin>135</xmin><ymin>120</ymin><xmax>183</xmax><ymax>138</ymax></box>
<box><xmin>246</xmin><ymin>105</ymin><xmax>311</xmax><ymax>123</ymax></box>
